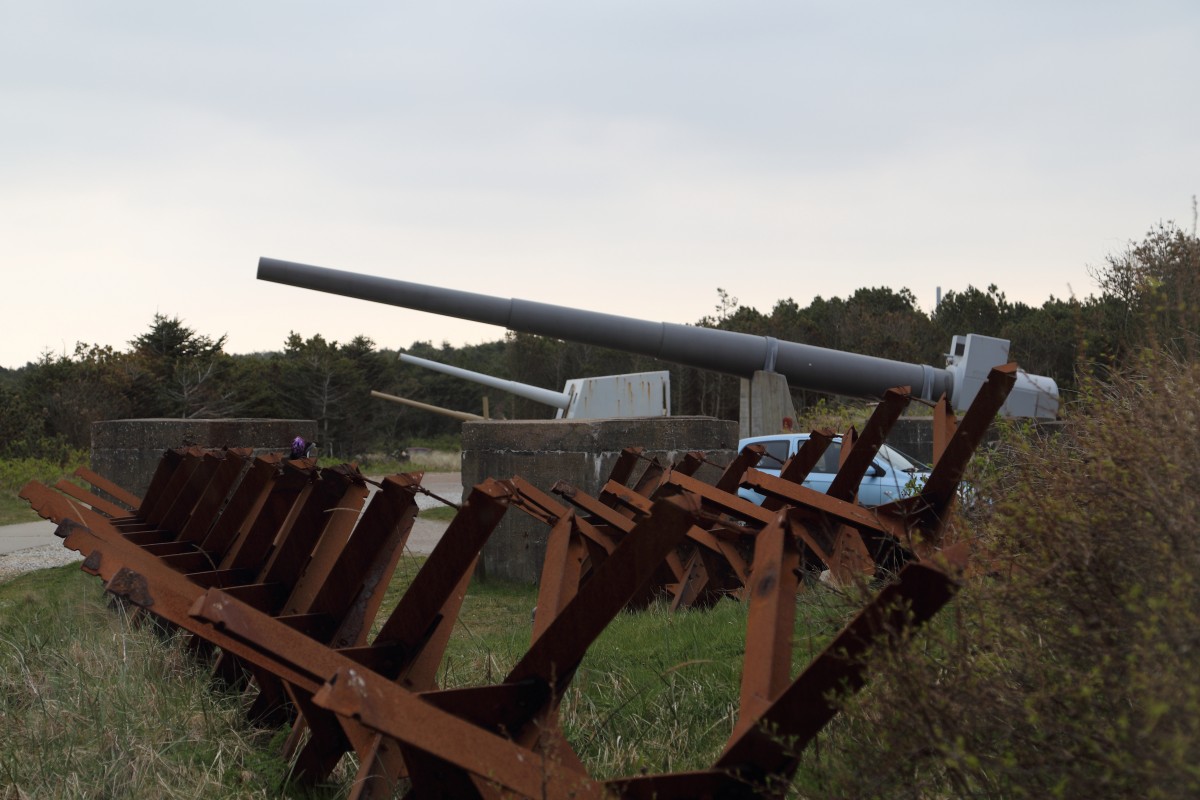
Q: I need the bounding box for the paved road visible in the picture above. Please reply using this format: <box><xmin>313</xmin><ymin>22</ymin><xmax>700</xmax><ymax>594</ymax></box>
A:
<box><xmin>0</xmin><ymin>519</ymin><xmax>60</xmax><ymax>555</ymax></box>
<box><xmin>369</xmin><ymin>471</ymin><xmax>460</xmax><ymax>554</ymax></box>
<box><xmin>0</xmin><ymin>472</ymin><xmax>462</xmax><ymax>575</ymax></box>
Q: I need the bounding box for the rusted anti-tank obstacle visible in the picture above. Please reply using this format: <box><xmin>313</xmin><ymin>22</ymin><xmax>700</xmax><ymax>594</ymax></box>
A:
<box><xmin>18</xmin><ymin>364</ymin><xmax>1015</xmax><ymax>797</ymax></box>
<box><xmin>19</xmin><ymin>450</ymin><xmax>423</xmax><ymax>721</ymax></box>
<box><xmin>511</xmin><ymin>365</ymin><xmax>1015</xmax><ymax>611</ymax></box>
<box><xmin>50</xmin><ymin>488</ymin><xmax>967</xmax><ymax>799</ymax></box>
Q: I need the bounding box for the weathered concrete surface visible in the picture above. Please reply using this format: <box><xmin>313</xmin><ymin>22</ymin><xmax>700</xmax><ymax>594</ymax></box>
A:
<box><xmin>92</xmin><ymin>418</ymin><xmax>317</xmax><ymax>499</ymax></box>
<box><xmin>739</xmin><ymin>371</ymin><xmax>800</xmax><ymax>439</ymax></box>
<box><xmin>463</xmin><ymin>416</ymin><xmax>738</xmax><ymax>583</ymax></box>
<box><xmin>0</xmin><ymin>520</ymin><xmax>59</xmax><ymax>555</ymax></box>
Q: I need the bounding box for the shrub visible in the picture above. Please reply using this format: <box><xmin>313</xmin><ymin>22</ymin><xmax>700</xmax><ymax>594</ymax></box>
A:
<box><xmin>807</xmin><ymin>354</ymin><xmax>1200</xmax><ymax>799</ymax></box>
<box><xmin>0</xmin><ymin>453</ymin><xmax>89</xmax><ymax>496</ymax></box>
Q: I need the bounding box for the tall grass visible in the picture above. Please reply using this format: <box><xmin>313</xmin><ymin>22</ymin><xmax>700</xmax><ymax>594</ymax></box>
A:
<box><xmin>0</xmin><ymin>568</ymin><xmax>295</xmax><ymax>798</ymax></box>
<box><xmin>0</xmin><ymin>552</ymin><xmax>862</xmax><ymax>797</ymax></box>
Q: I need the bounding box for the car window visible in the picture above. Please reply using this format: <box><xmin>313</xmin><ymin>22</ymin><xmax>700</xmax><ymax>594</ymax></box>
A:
<box><xmin>755</xmin><ymin>439</ymin><xmax>791</xmax><ymax>466</ymax></box>
<box><xmin>811</xmin><ymin>447</ymin><xmax>841</xmax><ymax>474</ymax></box>
<box><xmin>877</xmin><ymin>445</ymin><xmax>920</xmax><ymax>472</ymax></box>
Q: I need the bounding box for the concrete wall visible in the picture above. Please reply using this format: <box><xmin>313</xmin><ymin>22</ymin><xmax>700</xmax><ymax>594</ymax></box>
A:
<box><xmin>462</xmin><ymin>416</ymin><xmax>739</xmax><ymax>584</ymax></box>
<box><xmin>886</xmin><ymin>418</ymin><xmax>938</xmax><ymax>465</ymax></box>
<box><xmin>91</xmin><ymin>418</ymin><xmax>317</xmax><ymax>499</ymax></box>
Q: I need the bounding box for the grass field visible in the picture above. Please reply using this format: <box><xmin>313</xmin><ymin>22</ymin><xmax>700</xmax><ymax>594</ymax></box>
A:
<box><xmin>0</xmin><ymin>559</ymin><xmax>860</xmax><ymax>797</ymax></box>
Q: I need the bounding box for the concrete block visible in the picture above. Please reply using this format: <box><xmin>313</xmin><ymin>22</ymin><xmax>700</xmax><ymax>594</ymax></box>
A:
<box><xmin>91</xmin><ymin>418</ymin><xmax>317</xmax><ymax>500</ymax></box>
<box><xmin>463</xmin><ymin>416</ymin><xmax>738</xmax><ymax>584</ymax></box>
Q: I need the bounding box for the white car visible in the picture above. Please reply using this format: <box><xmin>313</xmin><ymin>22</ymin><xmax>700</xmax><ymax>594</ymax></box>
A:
<box><xmin>737</xmin><ymin>433</ymin><xmax>931</xmax><ymax>507</ymax></box>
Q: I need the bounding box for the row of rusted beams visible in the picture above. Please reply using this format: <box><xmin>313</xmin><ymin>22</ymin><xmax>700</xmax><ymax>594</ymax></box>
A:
<box><xmin>52</xmin><ymin>490</ymin><xmax>967</xmax><ymax>798</ymax></box>
<box><xmin>19</xmin><ymin>447</ymin><xmax>423</xmax><ymax>726</ymax></box>
<box><xmin>24</xmin><ymin>365</ymin><xmax>1016</xmax><ymax>798</ymax></box>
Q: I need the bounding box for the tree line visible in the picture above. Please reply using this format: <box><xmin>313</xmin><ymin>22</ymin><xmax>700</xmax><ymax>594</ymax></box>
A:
<box><xmin>3</xmin><ymin>223</ymin><xmax>1196</xmax><ymax>462</ymax></box>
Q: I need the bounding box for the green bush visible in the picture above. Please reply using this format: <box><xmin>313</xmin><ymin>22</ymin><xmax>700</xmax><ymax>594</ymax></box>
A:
<box><xmin>0</xmin><ymin>453</ymin><xmax>89</xmax><ymax>496</ymax></box>
<box><xmin>0</xmin><ymin>452</ymin><xmax>89</xmax><ymax>524</ymax></box>
<box><xmin>808</xmin><ymin>354</ymin><xmax>1200</xmax><ymax>799</ymax></box>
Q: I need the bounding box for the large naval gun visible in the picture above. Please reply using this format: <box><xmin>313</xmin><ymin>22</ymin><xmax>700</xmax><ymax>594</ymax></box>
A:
<box><xmin>257</xmin><ymin>257</ymin><xmax>1059</xmax><ymax>419</ymax></box>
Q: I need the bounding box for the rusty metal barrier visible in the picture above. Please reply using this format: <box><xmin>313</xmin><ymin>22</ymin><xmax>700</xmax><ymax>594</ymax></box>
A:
<box><xmin>19</xmin><ymin>450</ymin><xmax>421</xmax><ymax>723</ymax></box>
<box><xmin>509</xmin><ymin>365</ymin><xmax>1015</xmax><ymax>612</ymax></box>
<box><xmin>18</xmin><ymin>365</ymin><xmax>1016</xmax><ymax>798</ymax></box>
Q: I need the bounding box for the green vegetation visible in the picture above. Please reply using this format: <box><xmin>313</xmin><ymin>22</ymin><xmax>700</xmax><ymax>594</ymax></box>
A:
<box><xmin>415</xmin><ymin>504</ymin><xmax>458</xmax><ymax>522</ymax></box>
<box><xmin>0</xmin><ymin>568</ymin><xmax>294</xmax><ymax>796</ymax></box>
<box><xmin>0</xmin><ymin>453</ymin><xmax>88</xmax><ymax>525</ymax></box>
<box><xmin>0</xmin><ymin>558</ymin><xmax>858</xmax><ymax>797</ymax></box>
<box><xmin>5</xmin><ymin>222</ymin><xmax>1195</xmax><ymax>462</ymax></box>
<box><xmin>801</xmin><ymin>355</ymin><xmax>1200</xmax><ymax>799</ymax></box>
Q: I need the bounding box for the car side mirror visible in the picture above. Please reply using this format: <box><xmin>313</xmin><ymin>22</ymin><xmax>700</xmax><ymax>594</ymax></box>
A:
<box><xmin>870</xmin><ymin>463</ymin><xmax>885</xmax><ymax>478</ymax></box>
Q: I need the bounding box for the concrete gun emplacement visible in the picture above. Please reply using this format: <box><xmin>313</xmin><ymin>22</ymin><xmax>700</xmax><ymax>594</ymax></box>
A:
<box><xmin>257</xmin><ymin>257</ymin><xmax>1059</xmax><ymax>420</ymax></box>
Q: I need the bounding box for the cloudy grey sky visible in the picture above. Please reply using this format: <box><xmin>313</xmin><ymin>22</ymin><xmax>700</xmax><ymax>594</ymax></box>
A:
<box><xmin>3</xmin><ymin>1</ymin><xmax>1197</xmax><ymax>369</ymax></box>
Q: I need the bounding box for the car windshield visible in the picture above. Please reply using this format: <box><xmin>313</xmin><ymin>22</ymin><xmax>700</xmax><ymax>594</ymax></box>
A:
<box><xmin>875</xmin><ymin>445</ymin><xmax>924</xmax><ymax>472</ymax></box>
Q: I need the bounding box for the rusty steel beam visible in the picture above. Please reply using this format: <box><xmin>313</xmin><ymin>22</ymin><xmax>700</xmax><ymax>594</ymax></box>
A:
<box><xmin>532</xmin><ymin>513</ymin><xmax>586</xmax><ymax>643</ymax></box>
<box><xmin>20</xmin><ymin>481</ymin><xmax>124</xmax><ymax>532</ymax></box>
<box><xmin>930</xmin><ymin>395</ymin><xmax>958</xmax><ymax>466</ymax></box>
<box><xmin>192</xmin><ymin>454</ymin><xmax>283</xmax><ymax>565</ymax></box>
<box><xmin>733</xmin><ymin>470</ymin><xmax>906</xmax><ymax>538</ymax></box>
<box><xmin>57</xmin><ymin>520</ymin><xmax>327</xmax><ymax>695</ymax></box>
<box><xmin>114</xmin><ymin>448</ymin><xmax>208</xmax><ymax>536</ymax></box>
<box><xmin>715</xmin><ymin>559</ymin><xmax>961</xmax><ymax>790</ymax></box>
<box><xmin>324</xmin><ymin>495</ymin><xmax>702</xmax><ymax>799</ymax></box>
<box><xmin>73</xmin><ymin>466</ymin><xmax>142</xmax><ymax>510</ymax></box>
<box><xmin>127</xmin><ymin>447</ymin><xmax>189</xmax><ymax>522</ymax></box>
<box><xmin>605</xmin><ymin>446</ymin><xmax>645</xmax><ymax>488</ymax></box>
<box><xmin>253</xmin><ymin>465</ymin><xmax>367</xmax><ymax>601</ymax></box>
<box><xmin>760</xmin><ymin>430</ymin><xmax>834</xmax><ymax>513</ymax></box>
<box><xmin>267</xmin><ymin>479</ymin><xmax>516</xmax><ymax>791</ymax></box>
<box><xmin>826</xmin><ymin>386</ymin><xmax>911</xmax><ymax>503</ymax></box>
<box><xmin>172</xmin><ymin>450</ymin><xmax>252</xmax><ymax>547</ymax></box>
<box><xmin>215</xmin><ymin>459</ymin><xmax>318</xmax><ymax>576</ymax></box>
<box><xmin>883</xmin><ymin>364</ymin><xmax>1016</xmax><ymax>543</ymax></box>
<box><xmin>312</xmin><ymin>665</ymin><xmax>606</xmax><ymax>800</ymax></box>
<box><xmin>629</xmin><ymin>455</ymin><xmax>669</xmax><ymax>499</ymax></box>
<box><xmin>552</xmin><ymin>479</ymin><xmax>733</xmax><ymax>608</ymax></box>
<box><xmin>278</xmin><ymin>466</ymin><xmax>371</xmax><ymax>616</ymax></box>
<box><xmin>316</xmin><ymin>473</ymin><xmax>422</xmax><ymax>650</ymax></box>
<box><xmin>297</xmin><ymin>480</ymin><xmax>514</xmax><ymax>791</ymax></box>
<box><xmin>188</xmin><ymin>480</ymin><xmax>513</xmax><ymax>793</ymax></box>
<box><xmin>508</xmin><ymin>495</ymin><xmax>699</xmax><ymax>696</ymax></box>
<box><xmin>733</xmin><ymin>510</ymin><xmax>801</xmax><ymax>739</ymax></box>
<box><xmin>713</xmin><ymin>444</ymin><xmax>766</xmax><ymax>495</ymax></box>
<box><xmin>50</xmin><ymin>479</ymin><xmax>130</xmax><ymax>518</ymax></box>
<box><xmin>157</xmin><ymin>450</ymin><xmax>224</xmax><ymax>536</ymax></box>
<box><xmin>37</xmin><ymin>453</ymin><xmax>420</xmax><ymax>733</ymax></box>
<box><xmin>35</xmin><ymin>456</ymin><xmax>614</xmax><ymax>793</ymax></box>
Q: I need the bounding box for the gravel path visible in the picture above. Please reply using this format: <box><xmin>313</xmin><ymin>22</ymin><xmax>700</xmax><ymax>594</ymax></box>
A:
<box><xmin>0</xmin><ymin>542</ymin><xmax>84</xmax><ymax>584</ymax></box>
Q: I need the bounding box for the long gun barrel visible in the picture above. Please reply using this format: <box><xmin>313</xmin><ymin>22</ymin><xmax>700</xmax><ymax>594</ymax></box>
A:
<box><xmin>258</xmin><ymin>257</ymin><xmax>1058</xmax><ymax>417</ymax></box>
<box><xmin>369</xmin><ymin>390</ymin><xmax>485</xmax><ymax>421</ymax></box>
<box><xmin>398</xmin><ymin>352</ymin><xmax>572</xmax><ymax>410</ymax></box>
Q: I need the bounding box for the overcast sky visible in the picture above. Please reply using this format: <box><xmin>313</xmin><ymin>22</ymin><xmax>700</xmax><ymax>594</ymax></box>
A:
<box><xmin>3</xmin><ymin>1</ymin><xmax>1197</xmax><ymax>369</ymax></box>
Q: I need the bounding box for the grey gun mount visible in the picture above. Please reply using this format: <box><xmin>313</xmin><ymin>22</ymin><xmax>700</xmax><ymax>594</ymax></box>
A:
<box><xmin>257</xmin><ymin>257</ymin><xmax>1059</xmax><ymax>419</ymax></box>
